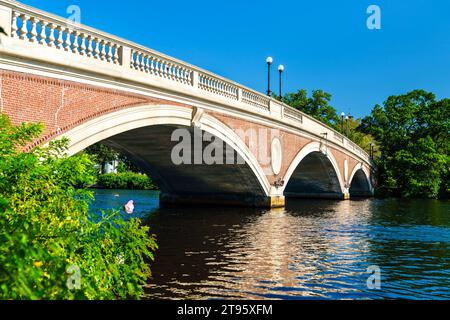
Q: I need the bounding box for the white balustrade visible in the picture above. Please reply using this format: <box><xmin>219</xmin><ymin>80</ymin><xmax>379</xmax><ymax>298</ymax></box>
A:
<box><xmin>198</xmin><ymin>73</ymin><xmax>238</xmax><ymax>100</ymax></box>
<box><xmin>130</xmin><ymin>48</ymin><xmax>194</xmax><ymax>85</ymax></box>
<box><xmin>283</xmin><ymin>106</ymin><xmax>304</xmax><ymax>124</ymax></box>
<box><xmin>242</xmin><ymin>89</ymin><xmax>270</xmax><ymax>111</ymax></box>
<box><xmin>333</xmin><ymin>132</ymin><xmax>344</xmax><ymax>144</ymax></box>
<box><xmin>10</xmin><ymin>8</ymin><xmax>121</xmax><ymax>65</ymax></box>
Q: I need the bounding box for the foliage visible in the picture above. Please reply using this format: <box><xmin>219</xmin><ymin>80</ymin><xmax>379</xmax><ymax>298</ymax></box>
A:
<box><xmin>85</xmin><ymin>143</ymin><xmax>117</xmax><ymax>164</ymax></box>
<box><xmin>279</xmin><ymin>89</ymin><xmax>376</xmax><ymax>155</ymax></box>
<box><xmin>86</xmin><ymin>142</ymin><xmax>143</xmax><ymax>174</ymax></box>
<box><xmin>282</xmin><ymin>89</ymin><xmax>340</xmax><ymax>129</ymax></box>
<box><xmin>345</xmin><ymin>117</ymin><xmax>380</xmax><ymax>158</ymax></box>
<box><xmin>85</xmin><ymin>143</ymin><xmax>118</xmax><ymax>174</ymax></box>
<box><xmin>0</xmin><ymin>114</ymin><xmax>157</xmax><ymax>299</ymax></box>
<box><xmin>97</xmin><ymin>172</ymin><xmax>158</xmax><ymax>190</ymax></box>
<box><xmin>359</xmin><ymin>90</ymin><xmax>450</xmax><ymax>199</ymax></box>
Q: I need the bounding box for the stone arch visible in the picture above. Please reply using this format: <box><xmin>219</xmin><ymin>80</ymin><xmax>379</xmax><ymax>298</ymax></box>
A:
<box><xmin>58</xmin><ymin>104</ymin><xmax>272</xmax><ymax>205</ymax></box>
<box><xmin>282</xmin><ymin>141</ymin><xmax>346</xmax><ymax>199</ymax></box>
<box><xmin>348</xmin><ymin>163</ymin><xmax>373</xmax><ymax>197</ymax></box>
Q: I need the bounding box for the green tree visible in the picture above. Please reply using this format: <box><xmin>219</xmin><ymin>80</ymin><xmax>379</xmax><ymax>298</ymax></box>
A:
<box><xmin>0</xmin><ymin>114</ymin><xmax>157</xmax><ymax>299</ymax></box>
<box><xmin>85</xmin><ymin>143</ymin><xmax>118</xmax><ymax>174</ymax></box>
<box><xmin>360</xmin><ymin>90</ymin><xmax>450</xmax><ymax>198</ymax></box>
<box><xmin>283</xmin><ymin>89</ymin><xmax>340</xmax><ymax>129</ymax></box>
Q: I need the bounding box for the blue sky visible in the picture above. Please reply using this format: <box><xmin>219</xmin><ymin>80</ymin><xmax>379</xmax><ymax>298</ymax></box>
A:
<box><xmin>20</xmin><ymin>0</ymin><xmax>450</xmax><ymax>117</ymax></box>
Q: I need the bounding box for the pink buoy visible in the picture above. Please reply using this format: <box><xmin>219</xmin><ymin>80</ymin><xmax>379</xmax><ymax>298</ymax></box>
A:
<box><xmin>124</xmin><ymin>200</ymin><xmax>134</xmax><ymax>214</ymax></box>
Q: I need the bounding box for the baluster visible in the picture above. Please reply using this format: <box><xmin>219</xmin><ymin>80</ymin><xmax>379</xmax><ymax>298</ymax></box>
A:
<box><xmin>173</xmin><ymin>65</ymin><xmax>178</xmax><ymax>80</ymax></box>
<box><xmin>11</xmin><ymin>11</ymin><xmax>19</xmax><ymax>38</ymax></box>
<box><xmin>158</xmin><ymin>60</ymin><xmax>164</xmax><ymax>77</ymax></box>
<box><xmin>133</xmin><ymin>51</ymin><xmax>139</xmax><ymax>70</ymax></box>
<box><xmin>164</xmin><ymin>61</ymin><xmax>169</xmax><ymax>78</ymax></box>
<box><xmin>173</xmin><ymin>65</ymin><xmax>178</xmax><ymax>81</ymax></box>
<box><xmin>93</xmin><ymin>38</ymin><xmax>100</xmax><ymax>59</ymax></box>
<box><xmin>180</xmin><ymin>68</ymin><xmax>186</xmax><ymax>84</ymax></box>
<box><xmin>100</xmin><ymin>40</ymin><xmax>106</xmax><ymax>60</ymax></box>
<box><xmin>19</xmin><ymin>14</ymin><xmax>29</xmax><ymax>40</ymax></box>
<box><xmin>139</xmin><ymin>53</ymin><xmax>145</xmax><ymax>71</ymax></box>
<box><xmin>47</xmin><ymin>23</ymin><xmax>55</xmax><ymax>47</ymax></box>
<box><xmin>39</xmin><ymin>20</ymin><xmax>47</xmax><ymax>45</ymax></box>
<box><xmin>105</xmin><ymin>41</ymin><xmax>112</xmax><ymax>61</ymax></box>
<box><xmin>170</xmin><ymin>65</ymin><xmax>176</xmax><ymax>80</ymax></box>
<box><xmin>156</xmin><ymin>59</ymin><xmax>161</xmax><ymax>76</ymax></box>
<box><xmin>167</xmin><ymin>62</ymin><xmax>174</xmax><ymax>80</ymax></box>
<box><xmin>149</xmin><ymin>56</ymin><xmax>155</xmax><ymax>74</ymax></box>
<box><xmin>55</xmin><ymin>26</ymin><xmax>63</xmax><ymax>49</ymax></box>
<box><xmin>134</xmin><ymin>52</ymin><xmax>140</xmax><ymax>70</ymax></box>
<box><xmin>144</xmin><ymin>55</ymin><xmax>149</xmax><ymax>72</ymax></box>
<box><xmin>129</xmin><ymin>49</ymin><xmax>134</xmax><ymax>68</ymax></box>
<box><xmin>183</xmin><ymin>68</ymin><xmax>189</xmax><ymax>84</ymax></box>
<box><xmin>175</xmin><ymin>66</ymin><xmax>181</xmax><ymax>82</ymax></box>
<box><xmin>86</xmin><ymin>35</ymin><xmax>92</xmax><ymax>57</ymax></box>
<box><xmin>166</xmin><ymin>63</ymin><xmax>172</xmax><ymax>79</ymax></box>
<box><xmin>71</xmin><ymin>30</ymin><xmax>79</xmax><ymax>53</ymax></box>
<box><xmin>64</xmin><ymin>28</ymin><xmax>72</xmax><ymax>51</ymax></box>
<box><xmin>29</xmin><ymin>17</ymin><xmax>38</xmax><ymax>43</ymax></box>
<box><xmin>112</xmin><ymin>44</ymin><xmax>119</xmax><ymax>64</ymax></box>
<box><xmin>79</xmin><ymin>33</ymin><xmax>86</xmax><ymax>56</ymax></box>
<box><xmin>158</xmin><ymin>59</ymin><xmax>164</xmax><ymax>77</ymax></box>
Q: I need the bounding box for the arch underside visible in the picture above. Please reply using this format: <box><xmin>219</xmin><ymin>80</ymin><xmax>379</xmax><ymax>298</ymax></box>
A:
<box><xmin>349</xmin><ymin>169</ymin><xmax>372</xmax><ymax>197</ymax></box>
<box><xmin>285</xmin><ymin>152</ymin><xmax>344</xmax><ymax>199</ymax></box>
<box><xmin>101</xmin><ymin>125</ymin><xmax>269</xmax><ymax>206</ymax></box>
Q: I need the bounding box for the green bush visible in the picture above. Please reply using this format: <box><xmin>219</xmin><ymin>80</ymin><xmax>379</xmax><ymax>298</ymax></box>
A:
<box><xmin>0</xmin><ymin>114</ymin><xmax>158</xmax><ymax>299</ymax></box>
<box><xmin>97</xmin><ymin>172</ymin><xmax>158</xmax><ymax>190</ymax></box>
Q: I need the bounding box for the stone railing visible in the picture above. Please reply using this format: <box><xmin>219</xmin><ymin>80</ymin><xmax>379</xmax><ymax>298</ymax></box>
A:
<box><xmin>130</xmin><ymin>46</ymin><xmax>194</xmax><ymax>86</ymax></box>
<box><xmin>198</xmin><ymin>72</ymin><xmax>239</xmax><ymax>100</ymax></box>
<box><xmin>10</xmin><ymin>5</ymin><xmax>122</xmax><ymax>65</ymax></box>
<box><xmin>0</xmin><ymin>0</ymin><xmax>371</xmax><ymax>164</ymax></box>
<box><xmin>283</xmin><ymin>106</ymin><xmax>304</xmax><ymax>124</ymax></box>
<box><xmin>333</xmin><ymin>132</ymin><xmax>345</xmax><ymax>144</ymax></box>
<box><xmin>241</xmin><ymin>89</ymin><xmax>270</xmax><ymax>111</ymax></box>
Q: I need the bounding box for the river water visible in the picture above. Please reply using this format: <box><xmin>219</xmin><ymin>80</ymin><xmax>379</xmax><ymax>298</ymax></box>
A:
<box><xmin>92</xmin><ymin>189</ymin><xmax>450</xmax><ymax>300</ymax></box>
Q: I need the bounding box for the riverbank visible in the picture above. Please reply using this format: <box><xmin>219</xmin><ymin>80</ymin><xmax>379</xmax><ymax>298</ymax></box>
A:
<box><xmin>95</xmin><ymin>172</ymin><xmax>159</xmax><ymax>190</ymax></box>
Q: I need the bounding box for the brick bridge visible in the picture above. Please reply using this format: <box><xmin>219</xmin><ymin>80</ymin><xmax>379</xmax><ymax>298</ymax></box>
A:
<box><xmin>0</xmin><ymin>0</ymin><xmax>375</xmax><ymax>207</ymax></box>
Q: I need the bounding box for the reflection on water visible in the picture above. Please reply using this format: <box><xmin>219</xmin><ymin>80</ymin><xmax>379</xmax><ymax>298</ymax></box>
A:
<box><xmin>92</xmin><ymin>190</ymin><xmax>450</xmax><ymax>300</ymax></box>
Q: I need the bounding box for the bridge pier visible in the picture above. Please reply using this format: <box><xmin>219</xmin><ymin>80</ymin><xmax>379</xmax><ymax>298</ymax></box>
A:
<box><xmin>160</xmin><ymin>193</ymin><xmax>285</xmax><ymax>208</ymax></box>
<box><xmin>285</xmin><ymin>192</ymin><xmax>350</xmax><ymax>200</ymax></box>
